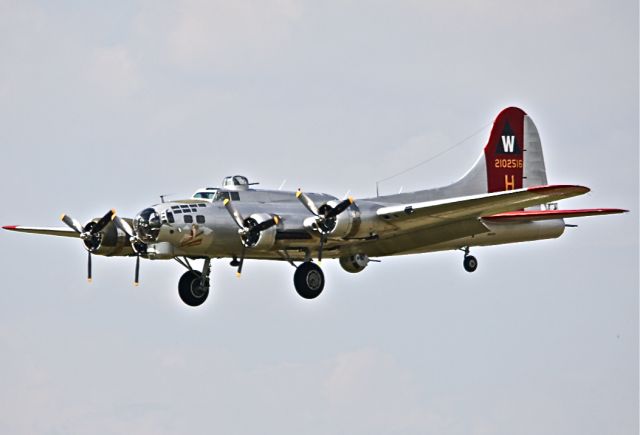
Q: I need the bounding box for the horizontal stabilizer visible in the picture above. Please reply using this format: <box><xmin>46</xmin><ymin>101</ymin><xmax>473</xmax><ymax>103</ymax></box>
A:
<box><xmin>2</xmin><ymin>225</ymin><xmax>80</xmax><ymax>238</ymax></box>
<box><xmin>376</xmin><ymin>184</ymin><xmax>591</xmax><ymax>232</ymax></box>
<box><xmin>483</xmin><ymin>208</ymin><xmax>628</xmax><ymax>222</ymax></box>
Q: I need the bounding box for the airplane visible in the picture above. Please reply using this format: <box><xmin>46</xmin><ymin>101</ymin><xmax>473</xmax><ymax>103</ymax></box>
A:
<box><xmin>3</xmin><ymin>107</ymin><xmax>627</xmax><ymax>307</ymax></box>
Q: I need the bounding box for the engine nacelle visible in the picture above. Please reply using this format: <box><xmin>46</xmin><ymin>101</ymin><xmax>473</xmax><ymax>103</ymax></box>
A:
<box><xmin>243</xmin><ymin>213</ymin><xmax>278</xmax><ymax>250</ymax></box>
<box><xmin>339</xmin><ymin>253</ymin><xmax>369</xmax><ymax>273</ymax></box>
<box><xmin>83</xmin><ymin>220</ymin><xmax>135</xmax><ymax>257</ymax></box>
<box><xmin>303</xmin><ymin>200</ymin><xmax>358</xmax><ymax>238</ymax></box>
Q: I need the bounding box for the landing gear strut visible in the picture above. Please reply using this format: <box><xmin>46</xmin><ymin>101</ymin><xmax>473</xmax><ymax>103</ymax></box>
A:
<box><xmin>462</xmin><ymin>247</ymin><xmax>478</xmax><ymax>273</ymax></box>
<box><xmin>177</xmin><ymin>258</ymin><xmax>211</xmax><ymax>307</ymax></box>
<box><xmin>293</xmin><ymin>262</ymin><xmax>324</xmax><ymax>299</ymax></box>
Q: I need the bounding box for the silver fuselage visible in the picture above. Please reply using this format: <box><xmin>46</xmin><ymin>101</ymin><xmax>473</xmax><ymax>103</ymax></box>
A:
<box><xmin>128</xmin><ymin>186</ymin><xmax>564</xmax><ymax>262</ymax></box>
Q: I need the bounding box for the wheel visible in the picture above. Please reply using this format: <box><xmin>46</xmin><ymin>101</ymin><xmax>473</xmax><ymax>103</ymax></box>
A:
<box><xmin>178</xmin><ymin>270</ymin><xmax>209</xmax><ymax>306</ymax></box>
<box><xmin>463</xmin><ymin>255</ymin><xmax>478</xmax><ymax>273</ymax></box>
<box><xmin>293</xmin><ymin>262</ymin><xmax>325</xmax><ymax>299</ymax></box>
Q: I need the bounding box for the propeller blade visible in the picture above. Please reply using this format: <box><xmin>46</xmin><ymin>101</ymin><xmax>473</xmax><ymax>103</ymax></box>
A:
<box><xmin>325</xmin><ymin>197</ymin><xmax>354</xmax><ymax>219</ymax></box>
<box><xmin>114</xmin><ymin>216</ymin><xmax>135</xmax><ymax>239</ymax></box>
<box><xmin>87</xmin><ymin>251</ymin><xmax>92</xmax><ymax>283</ymax></box>
<box><xmin>134</xmin><ymin>254</ymin><xmax>140</xmax><ymax>286</ymax></box>
<box><xmin>236</xmin><ymin>245</ymin><xmax>246</xmax><ymax>278</ymax></box>
<box><xmin>296</xmin><ymin>189</ymin><xmax>320</xmax><ymax>216</ymax></box>
<box><xmin>60</xmin><ymin>214</ymin><xmax>83</xmax><ymax>233</ymax></box>
<box><xmin>252</xmin><ymin>215</ymin><xmax>279</xmax><ymax>233</ymax></box>
<box><xmin>223</xmin><ymin>199</ymin><xmax>245</xmax><ymax>229</ymax></box>
<box><xmin>91</xmin><ymin>209</ymin><xmax>117</xmax><ymax>234</ymax></box>
<box><xmin>318</xmin><ymin>235</ymin><xmax>325</xmax><ymax>263</ymax></box>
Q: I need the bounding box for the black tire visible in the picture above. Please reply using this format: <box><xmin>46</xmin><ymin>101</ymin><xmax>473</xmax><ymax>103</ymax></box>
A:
<box><xmin>293</xmin><ymin>262</ymin><xmax>325</xmax><ymax>299</ymax></box>
<box><xmin>178</xmin><ymin>270</ymin><xmax>209</xmax><ymax>307</ymax></box>
<box><xmin>463</xmin><ymin>255</ymin><xmax>478</xmax><ymax>273</ymax></box>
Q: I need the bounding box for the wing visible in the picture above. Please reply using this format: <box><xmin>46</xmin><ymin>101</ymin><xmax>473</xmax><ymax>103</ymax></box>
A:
<box><xmin>3</xmin><ymin>225</ymin><xmax>80</xmax><ymax>238</ymax></box>
<box><xmin>482</xmin><ymin>208</ymin><xmax>627</xmax><ymax>222</ymax></box>
<box><xmin>375</xmin><ymin>185</ymin><xmax>590</xmax><ymax>232</ymax></box>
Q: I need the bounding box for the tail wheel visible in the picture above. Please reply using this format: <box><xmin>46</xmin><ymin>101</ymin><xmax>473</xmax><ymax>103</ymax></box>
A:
<box><xmin>463</xmin><ymin>255</ymin><xmax>478</xmax><ymax>273</ymax></box>
<box><xmin>293</xmin><ymin>262</ymin><xmax>325</xmax><ymax>299</ymax></box>
<box><xmin>178</xmin><ymin>270</ymin><xmax>209</xmax><ymax>306</ymax></box>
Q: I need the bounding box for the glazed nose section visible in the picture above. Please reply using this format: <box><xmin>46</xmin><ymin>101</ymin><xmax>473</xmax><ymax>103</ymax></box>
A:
<box><xmin>133</xmin><ymin>207</ymin><xmax>161</xmax><ymax>242</ymax></box>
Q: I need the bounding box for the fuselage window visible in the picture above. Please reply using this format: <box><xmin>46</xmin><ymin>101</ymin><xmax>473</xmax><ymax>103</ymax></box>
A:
<box><xmin>184</xmin><ymin>215</ymin><xmax>193</xmax><ymax>224</ymax></box>
<box><xmin>230</xmin><ymin>192</ymin><xmax>240</xmax><ymax>201</ymax></box>
<box><xmin>166</xmin><ymin>212</ymin><xmax>175</xmax><ymax>223</ymax></box>
<box><xmin>196</xmin><ymin>215</ymin><xmax>205</xmax><ymax>224</ymax></box>
<box><xmin>198</xmin><ymin>203</ymin><xmax>206</xmax><ymax>207</ymax></box>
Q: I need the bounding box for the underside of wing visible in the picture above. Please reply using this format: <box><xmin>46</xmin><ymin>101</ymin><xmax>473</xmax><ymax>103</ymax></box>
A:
<box><xmin>376</xmin><ymin>185</ymin><xmax>590</xmax><ymax>232</ymax></box>
<box><xmin>482</xmin><ymin>208</ymin><xmax>628</xmax><ymax>222</ymax></box>
<box><xmin>3</xmin><ymin>225</ymin><xmax>80</xmax><ymax>238</ymax></box>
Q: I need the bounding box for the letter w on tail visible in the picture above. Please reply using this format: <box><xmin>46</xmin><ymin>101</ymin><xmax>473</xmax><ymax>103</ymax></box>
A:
<box><xmin>501</xmin><ymin>136</ymin><xmax>515</xmax><ymax>153</ymax></box>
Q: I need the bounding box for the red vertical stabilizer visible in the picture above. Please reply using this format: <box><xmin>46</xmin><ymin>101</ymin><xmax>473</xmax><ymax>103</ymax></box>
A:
<box><xmin>484</xmin><ymin>107</ymin><xmax>526</xmax><ymax>193</ymax></box>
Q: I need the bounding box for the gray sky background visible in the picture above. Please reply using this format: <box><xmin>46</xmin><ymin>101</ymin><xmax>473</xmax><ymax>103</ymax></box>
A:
<box><xmin>0</xmin><ymin>1</ymin><xmax>637</xmax><ymax>434</ymax></box>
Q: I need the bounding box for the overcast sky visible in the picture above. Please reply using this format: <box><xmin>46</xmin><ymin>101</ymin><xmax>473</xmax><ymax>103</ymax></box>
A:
<box><xmin>0</xmin><ymin>1</ymin><xmax>637</xmax><ymax>434</ymax></box>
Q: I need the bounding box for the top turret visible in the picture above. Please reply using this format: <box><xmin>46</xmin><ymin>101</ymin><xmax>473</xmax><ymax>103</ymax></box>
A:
<box><xmin>222</xmin><ymin>175</ymin><xmax>252</xmax><ymax>191</ymax></box>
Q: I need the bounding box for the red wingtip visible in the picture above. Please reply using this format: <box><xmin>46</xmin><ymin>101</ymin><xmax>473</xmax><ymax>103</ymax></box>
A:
<box><xmin>2</xmin><ymin>225</ymin><xmax>18</xmax><ymax>230</ymax></box>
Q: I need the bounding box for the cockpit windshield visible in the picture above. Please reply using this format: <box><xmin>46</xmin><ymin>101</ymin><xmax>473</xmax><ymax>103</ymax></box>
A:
<box><xmin>193</xmin><ymin>192</ymin><xmax>215</xmax><ymax>199</ymax></box>
<box><xmin>212</xmin><ymin>191</ymin><xmax>240</xmax><ymax>202</ymax></box>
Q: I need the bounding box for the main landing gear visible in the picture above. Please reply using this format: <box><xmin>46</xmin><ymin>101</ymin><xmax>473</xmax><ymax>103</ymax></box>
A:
<box><xmin>462</xmin><ymin>247</ymin><xmax>478</xmax><ymax>273</ymax></box>
<box><xmin>293</xmin><ymin>261</ymin><xmax>325</xmax><ymax>299</ymax></box>
<box><xmin>176</xmin><ymin>258</ymin><xmax>211</xmax><ymax>307</ymax></box>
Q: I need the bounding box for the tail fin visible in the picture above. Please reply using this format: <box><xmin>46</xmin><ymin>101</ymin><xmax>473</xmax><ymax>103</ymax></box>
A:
<box><xmin>379</xmin><ymin>107</ymin><xmax>549</xmax><ymax>202</ymax></box>
<box><xmin>483</xmin><ymin>107</ymin><xmax>548</xmax><ymax>192</ymax></box>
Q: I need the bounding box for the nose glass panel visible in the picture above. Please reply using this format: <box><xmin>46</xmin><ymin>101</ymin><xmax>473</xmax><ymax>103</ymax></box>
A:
<box><xmin>134</xmin><ymin>207</ymin><xmax>161</xmax><ymax>242</ymax></box>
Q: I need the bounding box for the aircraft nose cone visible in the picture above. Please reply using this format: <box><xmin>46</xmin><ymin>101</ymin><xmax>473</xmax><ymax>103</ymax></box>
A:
<box><xmin>134</xmin><ymin>207</ymin><xmax>161</xmax><ymax>242</ymax></box>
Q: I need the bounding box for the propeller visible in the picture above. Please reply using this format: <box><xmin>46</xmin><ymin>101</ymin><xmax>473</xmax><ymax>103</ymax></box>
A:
<box><xmin>61</xmin><ymin>210</ymin><xmax>144</xmax><ymax>285</ymax></box>
<box><xmin>295</xmin><ymin>189</ymin><xmax>354</xmax><ymax>261</ymax></box>
<box><xmin>114</xmin><ymin>215</ymin><xmax>145</xmax><ymax>286</ymax></box>
<box><xmin>61</xmin><ymin>209</ymin><xmax>116</xmax><ymax>282</ymax></box>
<box><xmin>223</xmin><ymin>198</ymin><xmax>279</xmax><ymax>277</ymax></box>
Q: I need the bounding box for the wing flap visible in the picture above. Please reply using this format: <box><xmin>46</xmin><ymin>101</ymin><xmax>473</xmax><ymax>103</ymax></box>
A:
<box><xmin>3</xmin><ymin>225</ymin><xmax>80</xmax><ymax>238</ymax></box>
<box><xmin>376</xmin><ymin>185</ymin><xmax>590</xmax><ymax>231</ymax></box>
<box><xmin>482</xmin><ymin>208</ymin><xmax>627</xmax><ymax>222</ymax></box>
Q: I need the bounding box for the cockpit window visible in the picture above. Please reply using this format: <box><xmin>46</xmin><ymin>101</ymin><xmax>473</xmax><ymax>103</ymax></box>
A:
<box><xmin>212</xmin><ymin>191</ymin><xmax>240</xmax><ymax>202</ymax></box>
<box><xmin>193</xmin><ymin>192</ymin><xmax>215</xmax><ymax>199</ymax></box>
<box><xmin>212</xmin><ymin>191</ymin><xmax>227</xmax><ymax>201</ymax></box>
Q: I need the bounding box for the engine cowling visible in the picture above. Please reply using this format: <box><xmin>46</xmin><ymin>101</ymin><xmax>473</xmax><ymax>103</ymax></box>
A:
<box><xmin>303</xmin><ymin>200</ymin><xmax>358</xmax><ymax>238</ymax></box>
<box><xmin>339</xmin><ymin>253</ymin><xmax>369</xmax><ymax>273</ymax></box>
<box><xmin>83</xmin><ymin>219</ymin><xmax>135</xmax><ymax>256</ymax></box>
<box><xmin>243</xmin><ymin>213</ymin><xmax>278</xmax><ymax>250</ymax></box>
